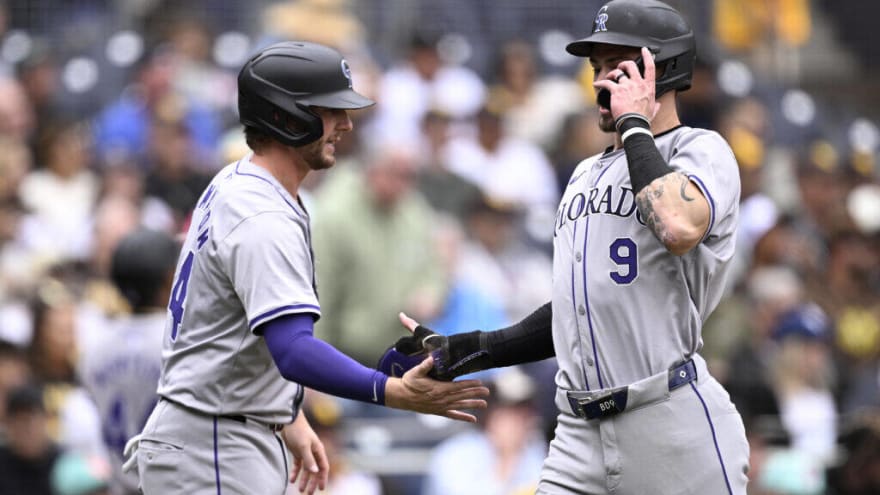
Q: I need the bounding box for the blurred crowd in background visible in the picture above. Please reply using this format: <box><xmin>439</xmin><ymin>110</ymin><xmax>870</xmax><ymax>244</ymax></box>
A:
<box><xmin>0</xmin><ymin>0</ymin><xmax>878</xmax><ymax>494</ymax></box>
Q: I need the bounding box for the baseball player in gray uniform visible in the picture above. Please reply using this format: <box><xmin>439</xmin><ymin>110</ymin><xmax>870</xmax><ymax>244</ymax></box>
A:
<box><xmin>78</xmin><ymin>228</ymin><xmax>179</xmax><ymax>495</ymax></box>
<box><xmin>386</xmin><ymin>1</ymin><xmax>750</xmax><ymax>494</ymax></box>
<box><xmin>125</xmin><ymin>41</ymin><xmax>488</xmax><ymax>495</ymax></box>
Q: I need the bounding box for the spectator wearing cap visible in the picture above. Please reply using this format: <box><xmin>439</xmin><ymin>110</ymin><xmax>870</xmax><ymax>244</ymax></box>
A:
<box><xmin>770</xmin><ymin>303</ymin><xmax>838</xmax><ymax>465</ymax></box>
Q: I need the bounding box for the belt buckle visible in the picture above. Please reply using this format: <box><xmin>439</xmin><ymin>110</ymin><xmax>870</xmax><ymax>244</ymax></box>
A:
<box><xmin>566</xmin><ymin>391</ymin><xmax>595</xmax><ymax>419</ymax></box>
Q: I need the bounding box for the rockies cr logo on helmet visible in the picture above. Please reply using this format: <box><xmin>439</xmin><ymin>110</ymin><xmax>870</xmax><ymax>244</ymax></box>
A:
<box><xmin>340</xmin><ymin>59</ymin><xmax>353</xmax><ymax>88</ymax></box>
<box><xmin>594</xmin><ymin>6</ymin><xmax>609</xmax><ymax>33</ymax></box>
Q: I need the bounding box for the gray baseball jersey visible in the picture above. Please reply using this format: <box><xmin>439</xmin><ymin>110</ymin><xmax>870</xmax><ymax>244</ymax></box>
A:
<box><xmin>540</xmin><ymin>125</ymin><xmax>749</xmax><ymax>494</ymax></box>
<box><xmin>551</xmin><ymin>126</ymin><xmax>739</xmax><ymax>390</ymax></box>
<box><xmin>155</xmin><ymin>156</ymin><xmax>313</xmax><ymax>424</ymax></box>
<box><xmin>79</xmin><ymin>312</ymin><xmax>165</xmax><ymax>494</ymax></box>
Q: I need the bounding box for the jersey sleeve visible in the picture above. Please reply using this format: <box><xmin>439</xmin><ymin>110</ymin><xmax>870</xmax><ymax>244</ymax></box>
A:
<box><xmin>220</xmin><ymin>211</ymin><xmax>321</xmax><ymax>331</ymax></box>
<box><xmin>668</xmin><ymin>131</ymin><xmax>741</xmax><ymax>242</ymax></box>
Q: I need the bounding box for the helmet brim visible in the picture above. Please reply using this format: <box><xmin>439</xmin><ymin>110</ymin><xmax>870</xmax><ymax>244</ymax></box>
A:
<box><xmin>566</xmin><ymin>32</ymin><xmax>661</xmax><ymax>57</ymax></box>
<box><xmin>300</xmin><ymin>88</ymin><xmax>375</xmax><ymax>110</ymax></box>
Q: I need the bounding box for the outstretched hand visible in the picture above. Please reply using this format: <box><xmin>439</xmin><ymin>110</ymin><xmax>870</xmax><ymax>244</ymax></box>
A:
<box><xmin>384</xmin><ymin>339</ymin><xmax>489</xmax><ymax>422</ymax></box>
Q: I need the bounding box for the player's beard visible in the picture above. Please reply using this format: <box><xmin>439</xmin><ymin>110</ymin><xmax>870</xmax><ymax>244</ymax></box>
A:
<box><xmin>598</xmin><ymin>112</ymin><xmax>616</xmax><ymax>133</ymax></box>
<box><xmin>299</xmin><ymin>139</ymin><xmax>336</xmax><ymax>171</ymax></box>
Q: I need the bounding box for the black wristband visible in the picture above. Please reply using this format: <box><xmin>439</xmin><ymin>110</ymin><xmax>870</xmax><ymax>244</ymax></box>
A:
<box><xmin>623</xmin><ymin>132</ymin><xmax>673</xmax><ymax>194</ymax></box>
<box><xmin>615</xmin><ymin>113</ymin><xmax>650</xmax><ymax>133</ymax></box>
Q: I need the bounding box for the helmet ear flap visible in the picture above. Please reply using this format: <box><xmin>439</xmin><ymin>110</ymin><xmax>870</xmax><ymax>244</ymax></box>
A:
<box><xmin>239</xmin><ymin>92</ymin><xmax>324</xmax><ymax>147</ymax></box>
<box><xmin>654</xmin><ymin>50</ymin><xmax>695</xmax><ymax>97</ymax></box>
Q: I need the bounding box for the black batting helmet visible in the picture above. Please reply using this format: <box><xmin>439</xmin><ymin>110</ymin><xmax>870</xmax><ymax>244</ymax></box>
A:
<box><xmin>567</xmin><ymin>0</ymin><xmax>696</xmax><ymax>97</ymax></box>
<box><xmin>111</xmin><ymin>228</ymin><xmax>180</xmax><ymax>311</ymax></box>
<box><xmin>237</xmin><ymin>41</ymin><xmax>375</xmax><ymax>147</ymax></box>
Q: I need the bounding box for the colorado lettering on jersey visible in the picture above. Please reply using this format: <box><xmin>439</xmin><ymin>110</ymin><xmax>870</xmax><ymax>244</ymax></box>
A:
<box><xmin>554</xmin><ymin>184</ymin><xmax>647</xmax><ymax>235</ymax></box>
<box><xmin>196</xmin><ymin>184</ymin><xmax>218</xmax><ymax>250</ymax></box>
<box><xmin>170</xmin><ymin>182</ymin><xmax>218</xmax><ymax>340</ymax></box>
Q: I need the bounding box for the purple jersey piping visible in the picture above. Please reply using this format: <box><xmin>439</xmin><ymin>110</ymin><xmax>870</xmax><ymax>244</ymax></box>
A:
<box><xmin>233</xmin><ymin>158</ymin><xmax>322</xmax><ymax>316</ymax></box>
<box><xmin>251</xmin><ymin>304</ymin><xmax>321</xmax><ymax>329</ymax></box>
<box><xmin>690</xmin><ymin>381</ymin><xmax>735</xmax><ymax>495</ymax></box>
<box><xmin>688</xmin><ymin>175</ymin><xmax>716</xmax><ymax>241</ymax></box>
<box><xmin>233</xmin><ymin>160</ymin><xmax>306</xmax><ymax>220</ymax></box>
<box><xmin>275</xmin><ymin>435</ymin><xmax>288</xmax><ymax>492</ymax></box>
<box><xmin>213</xmin><ymin>417</ymin><xmax>222</xmax><ymax>495</ymax></box>
<box><xmin>583</xmin><ymin>160</ymin><xmax>618</xmax><ymax>389</ymax></box>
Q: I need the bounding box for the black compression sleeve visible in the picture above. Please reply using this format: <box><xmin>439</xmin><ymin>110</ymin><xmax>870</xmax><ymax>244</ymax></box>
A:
<box><xmin>444</xmin><ymin>302</ymin><xmax>554</xmax><ymax>374</ymax></box>
<box><xmin>615</xmin><ymin>114</ymin><xmax>674</xmax><ymax>194</ymax></box>
<box><xmin>623</xmin><ymin>132</ymin><xmax>674</xmax><ymax>194</ymax></box>
<box><xmin>487</xmin><ymin>301</ymin><xmax>555</xmax><ymax>367</ymax></box>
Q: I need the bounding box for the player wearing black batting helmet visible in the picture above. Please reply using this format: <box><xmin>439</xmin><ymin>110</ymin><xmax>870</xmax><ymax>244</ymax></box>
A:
<box><xmin>567</xmin><ymin>0</ymin><xmax>696</xmax><ymax>107</ymax></box>
<box><xmin>127</xmin><ymin>39</ymin><xmax>488</xmax><ymax>495</ymax></box>
<box><xmin>237</xmin><ymin>41</ymin><xmax>374</xmax><ymax>147</ymax></box>
<box><xmin>111</xmin><ymin>228</ymin><xmax>179</xmax><ymax>312</ymax></box>
<box><xmin>83</xmin><ymin>228</ymin><xmax>180</xmax><ymax>494</ymax></box>
<box><xmin>383</xmin><ymin>0</ymin><xmax>750</xmax><ymax>493</ymax></box>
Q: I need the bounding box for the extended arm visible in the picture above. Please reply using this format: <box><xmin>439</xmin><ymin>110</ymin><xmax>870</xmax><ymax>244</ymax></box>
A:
<box><xmin>391</xmin><ymin>302</ymin><xmax>555</xmax><ymax>381</ymax></box>
<box><xmin>261</xmin><ymin>314</ymin><xmax>388</xmax><ymax>404</ymax></box>
<box><xmin>261</xmin><ymin>314</ymin><xmax>488</xmax><ymax>422</ymax></box>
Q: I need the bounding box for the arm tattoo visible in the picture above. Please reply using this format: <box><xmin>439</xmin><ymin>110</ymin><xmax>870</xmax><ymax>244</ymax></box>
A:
<box><xmin>636</xmin><ymin>175</ymin><xmax>678</xmax><ymax>245</ymax></box>
<box><xmin>679</xmin><ymin>175</ymin><xmax>695</xmax><ymax>202</ymax></box>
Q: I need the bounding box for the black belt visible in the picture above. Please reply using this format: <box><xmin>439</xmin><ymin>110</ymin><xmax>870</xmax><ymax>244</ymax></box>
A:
<box><xmin>162</xmin><ymin>398</ymin><xmax>286</xmax><ymax>432</ymax></box>
<box><xmin>567</xmin><ymin>359</ymin><xmax>698</xmax><ymax>421</ymax></box>
<box><xmin>222</xmin><ymin>414</ymin><xmax>286</xmax><ymax>432</ymax></box>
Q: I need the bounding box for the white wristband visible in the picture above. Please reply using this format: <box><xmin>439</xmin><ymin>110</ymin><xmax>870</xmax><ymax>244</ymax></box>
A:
<box><xmin>621</xmin><ymin>126</ymin><xmax>653</xmax><ymax>144</ymax></box>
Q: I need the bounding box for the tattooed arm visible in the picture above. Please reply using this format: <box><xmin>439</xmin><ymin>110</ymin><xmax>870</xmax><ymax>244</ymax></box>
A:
<box><xmin>635</xmin><ymin>172</ymin><xmax>710</xmax><ymax>256</ymax></box>
<box><xmin>594</xmin><ymin>45</ymin><xmax>710</xmax><ymax>255</ymax></box>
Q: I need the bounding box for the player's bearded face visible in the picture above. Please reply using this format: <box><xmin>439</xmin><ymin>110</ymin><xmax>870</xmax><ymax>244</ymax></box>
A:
<box><xmin>598</xmin><ymin>111</ymin><xmax>616</xmax><ymax>133</ymax></box>
<box><xmin>590</xmin><ymin>45</ymin><xmax>643</xmax><ymax>133</ymax></box>
<box><xmin>302</xmin><ymin>107</ymin><xmax>353</xmax><ymax>170</ymax></box>
<box><xmin>299</xmin><ymin>137</ymin><xmax>335</xmax><ymax>171</ymax></box>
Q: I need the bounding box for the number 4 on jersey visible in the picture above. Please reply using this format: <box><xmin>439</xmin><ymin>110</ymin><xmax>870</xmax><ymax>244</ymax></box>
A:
<box><xmin>169</xmin><ymin>251</ymin><xmax>195</xmax><ymax>340</ymax></box>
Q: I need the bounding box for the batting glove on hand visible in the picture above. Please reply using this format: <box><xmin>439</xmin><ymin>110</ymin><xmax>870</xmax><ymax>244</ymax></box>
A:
<box><xmin>376</xmin><ymin>325</ymin><xmax>444</xmax><ymax>378</ymax></box>
<box><xmin>377</xmin><ymin>314</ymin><xmax>492</xmax><ymax>381</ymax></box>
